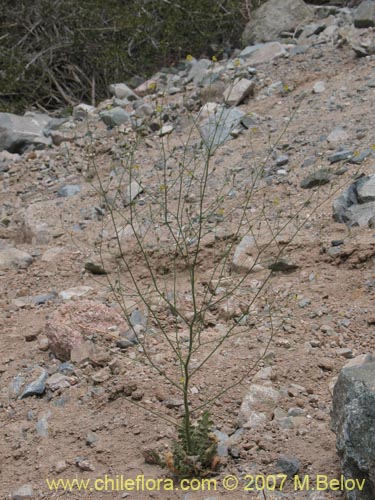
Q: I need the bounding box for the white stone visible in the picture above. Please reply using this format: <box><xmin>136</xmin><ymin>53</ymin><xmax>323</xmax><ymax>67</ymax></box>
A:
<box><xmin>58</xmin><ymin>286</ymin><xmax>93</xmax><ymax>301</ymax></box>
<box><xmin>327</xmin><ymin>127</ymin><xmax>349</xmax><ymax>146</ymax></box>
<box><xmin>223</xmin><ymin>78</ymin><xmax>255</xmax><ymax>106</ymax></box>
<box><xmin>12</xmin><ymin>484</ymin><xmax>34</xmax><ymax>500</ymax></box>
<box><xmin>238</xmin><ymin>384</ymin><xmax>280</xmax><ymax>428</ymax></box>
<box><xmin>159</xmin><ymin>125</ymin><xmax>174</xmax><ymax>136</ymax></box>
<box><xmin>313</xmin><ymin>81</ymin><xmax>326</xmax><ymax>93</ymax></box>
<box><xmin>232</xmin><ymin>235</ymin><xmax>256</xmax><ymax>273</ymax></box>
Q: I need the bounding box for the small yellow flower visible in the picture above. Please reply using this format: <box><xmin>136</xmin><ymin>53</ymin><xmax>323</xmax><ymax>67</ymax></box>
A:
<box><xmin>160</xmin><ymin>184</ymin><xmax>167</xmax><ymax>191</ymax></box>
<box><xmin>131</xmin><ymin>164</ymin><xmax>139</xmax><ymax>170</ymax></box>
<box><xmin>212</xmin><ymin>55</ymin><xmax>218</xmax><ymax>62</ymax></box>
<box><xmin>283</xmin><ymin>84</ymin><xmax>290</xmax><ymax>92</ymax></box>
<box><xmin>186</xmin><ymin>54</ymin><xmax>193</xmax><ymax>62</ymax></box>
<box><xmin>234</xmin><ymin>59</ymin><xmax>241</xmax><ymax>67</ymax></box>
<box><xmin>148</xmin><ymin>81</ymin><xmax>157</xmax><ymax>91</ymax></box>
<box><xmin>217</xmin><ymin>208</ymin><xmax>224</xmax><ymax>215</ymax></box>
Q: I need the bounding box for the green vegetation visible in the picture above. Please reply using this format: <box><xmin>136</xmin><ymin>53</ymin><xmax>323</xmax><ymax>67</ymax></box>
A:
<box><xmin>0</xmin><ymin>0</ymin><xmax>248</xmax><ymax>113</ymax></box>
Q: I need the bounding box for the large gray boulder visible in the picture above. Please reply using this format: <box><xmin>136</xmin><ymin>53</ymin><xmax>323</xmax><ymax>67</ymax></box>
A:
<box><xmin>242</xmin><ymin>0</ymin><xmax>314</xmax><ymax>45</ymax></box>
<box><xmin>333</xmin><ymin>175</ymin><xmax>375</xmax><ymax>226</ymax></box>
<box><xmin>0</xmin><ymin>112</ymin><xmax>52</xmax><ymax>153</ymax></box>
<box><xmin>331</xmin><ymin>355</ymin><xmax>375</xmax><ymax>500</ymax></box>
<box><xmin>354</xmin><ymin>0</ymin><xmax>375</xmax><ymax>28</ymax></box>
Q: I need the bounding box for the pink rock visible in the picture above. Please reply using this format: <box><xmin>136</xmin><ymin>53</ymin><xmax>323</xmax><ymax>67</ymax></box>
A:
<box><xmin>134</xmin><ymin>79</ymin><xmax>157</xmax><ymax>97</ymax></box>
<box><xmin>46</xmin><ymin>300</ymin><xmax>128</xmax><ymax>360</ymax></box>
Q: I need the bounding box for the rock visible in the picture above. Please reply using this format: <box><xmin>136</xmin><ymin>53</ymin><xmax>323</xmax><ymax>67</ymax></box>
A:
<box><xmin>123</xmin><ymin>180</ymin><xmax>143</xmax><ymax>206</ymax></box>
<box><xmin>8</xmin><ymin>376</ymin><xmax>26</xmax><ymax>399</ymax></box>
<box><xmin>232</xmin><ymin>235</ymin><xmax>256</xmax><ymax>273</ymax></box>
<box><xmin>58</xmin><ymin>286</ymin><xmax>93</xmax><ymax>301</ymax></box>
<box><xmin>109</xmin><ymin>83</ymin><xmax>138</xmax><ymax>101</ymax></box>
<box><xmin>241</xmin><ymin>114</ymin><xmax>258</xmax><ymax>129</ymax></box>
<box><xmin>331</xmin><ymin>356</ymin><xmax>375</xmax><ymax>499</ymax></box>
<box><xmin>22</xmin><ymin>199</ymin><xmax>62</xmax><ymax>245</ymax></box>
<box><xmin>38</xmin><ymin>337</ymin><xmax>49</xmax><ymax>351</ymax></box>
<box><xmin>55</xmin><ymin>460</ymin><xmax>68</xmax><ymax>473</ymax></box>
<box><xmin>134</xmin><ymin>79</ymin><xmax>157</xmax><ymax>97</ymax></box>
<box><xmin>302</xmin><ymin>156</ymin><xmax>316</xmax><ymax>168</ymax></box>
<box><xmin>0</xmin><ymin>112</ymin><xmax>52</xmax><ymax>153</ymax></box>
<box><xmin>337</xmin><ymin>348</ymin><xmax>353</xmax><ymax>359</ymax></box>
<box><xmin>254</xmin><ymin>367</ymin><xmax>273</xmax><ymax>381</ymax></box>
<box><xmin>20</xmin><ymin>368</ymin><xmax>48</xmax><ymax>399</ymax></box>
<box><xmin>75</xmin><ymin>457</ymin><xmax>95</xmax><ymax>471</ymax></box>
<box><xmin>116</xmin><ymin>338</ymin><xmax>135</xmax><ymax>349</ymax></box>
<box><xmin>238</xmin><ymin>42</ymin><xmax>287</xmax><ymax>66</ymax></box>
<box><xmin>58</xmin><ymin>361</ymin><xmax>75</xmax><ymax>375</ymax></box>
<box><xmin>333</xmin><ymin>175</ymin><xmax>375</xmax><ymax>226</ymax></box>
<box><xmin>300</xmin><ymin>21</ymin><xmax>326</xmax><ymax>40</ymax></box>
<box><xmin>185</xmin><ymin>59</ymin><xmax>212</xmax><ymax>85</ymax></box>
<box><xmin>352</xmin><ymin>44</ymin><xmax>374</xmax><ymax>58</ymax></box>
<box><xmin>313</xmin><ymin>81</ymin><xmax>326</xmax><ymax>93</ymax></box>
<box><xmin>298</xmin><ymin>298</ymin><xmax>311</xmax><ymax>308</ymax></box>
<box><xmin>199</xmin><ymin>105</ymin><xmax>245</xmax><ymax>149</ymax></box>
<box><xmin>0</xmin><ymin>150</ymin><xmax>21</xmax><ymax>168</ymax></box>
<box><xmin>70</xmin><ymin>340</ymin><xmax>97</xmax><ymax>365</ymax></box>
<box><xmin>242</xmin><ymin>0</ymin><xmax>313</xmax><ymax>45</ymax></box>
<box><xmin>46</xmin><ymin>373</ymin><xmax>71</xmax><ymax>391</ymax></box>
<box><xmin>11</xmin><ymin>295</ymin><xmax>33</xmax><ymax>308</ymax></box>
<box><xmin>133</xmin><ymin>103</ymin><xmax>154</xmax><ymax>119</ymax></box>
<box><xmin>276</xmin><ymin>455</ymin><xmax>300</xmax><ymax>478</ymax></box>
<box><xmin>354</xmin><ymin>0</ymin><xmax>375</xmax><ymax>28</ymax></box>
<box><xmin>356</xmin><ymin>176</ymin><xmax>375</xmax><ymax>203</ymax></box>
<box><xmin>36</xmin><ymin>410</ymin><xmax>51</xmax><ymax>437</ymax></box>
<box><xmin>46</xmin><ymin>300</ymin><xmax>128</xmax><ymax>361</ymax></box>
<box><xmin>92</xmin><ymin>367</ymin><xmax>111</xmax><ymax>384</ymax></box>
<box><xmin>300</xmin><ymin>169</ymin><xmax>331</xmax><ymax>189</ymax></box>
<box><xmin>223</xmin><ymin>78</ymin><xmax>255</xmax><ymax>106</ymax></box>
<box><xmin>268</xmin><ymin>259</ymin><xmax>299</xmax><ymax>272</ymax></box>
<box><xmin>12</xmin><ymin>484</ymin><xmax>34</xmax><ymax>500</ymax></box>
<box><xmin>349</xmin><ymin>149</ymin><xmax>372</xmax><ymax>164</ymax></box>
<box><xmin>57</xmin><ymin>184</ymin><xmax>81</xmax><ymax>197</ymax></box>
<box><xmin>33</xmin><ymin>292</ymin><xmax>57</xmax><ymax>305</ymax></box>
<box><xmin>213</xmin><ymin>429</ymin><xmax>229</xmax><ymax>457</ymax></box>
<box><xmin>238</xmin><ymin>384</ymin><xmax>280</xmax><ymax>428</ymax></box>
<box><xmin>159</xmin><ymin>125</ymin><xmax>174</xmax><ymax>136</ymax></box>
<box><xmin>41</xmin><ymin>247</ymin><xmax>64</xmax><ymax>262</ymax></box>
<box><xmin>318</xmin><ymin>357</ymin><xmax>335</xmax><ymax>371</ymax></box>
<box><xmin>84</xmin><ymin>261</ymin><xmax>107</xmax><ymax>275</ymax></box>
<box><xmin>73</xmin><ymin>103</ymin><xmax>96</xmax><ymax>120</ymax></box>
<box><xmin>276</xmin><ymin>155</ymin><xmax>289</xmax><ymax>166</ymax></box>
<box><xmin>86</xmin><ymin>431</ymin><xmax>98</xmax><ymax>446</ymax></box>
<box><xmin>99</xmin><ymin>107</ymin><xmax>130</xmax><ymax>128</ymax></box>
<box><xmin>0</xmin><ymin>247</ymin><xmax>33</xmax><ymax>270</ymax></box>
<box><xmin>328</xmin><ymin>150</ymin><xmax>353</xmax><ymax>163</ymax></box>
<box><xmin>327</xmin><ymin>127</ymin><xmax>349</xmax><ymax>146</ymax></box>
<box><xmin>347</xmin><ymin>203</ymin><xmax>375</xmax><ymax>227</ymax></box>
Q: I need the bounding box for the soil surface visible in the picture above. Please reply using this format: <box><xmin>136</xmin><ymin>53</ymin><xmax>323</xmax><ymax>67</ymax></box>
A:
<box><xmin>1</xmin><ymin>15</ymin><xmax>375</xmax><ymax>500</ymax></box>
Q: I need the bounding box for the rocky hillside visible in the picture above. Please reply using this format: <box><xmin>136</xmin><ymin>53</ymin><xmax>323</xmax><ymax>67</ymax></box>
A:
<box><xmin>1</xmin><ymin>1</ymin><xmax>375</xmax><ymax>499</ymax></box>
